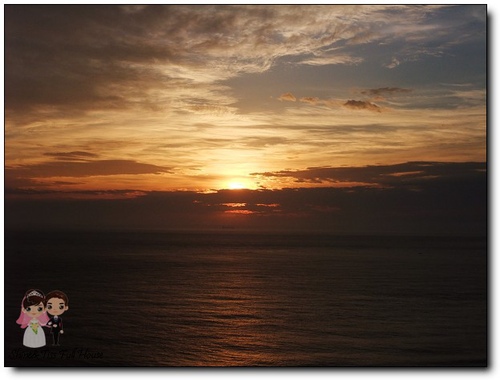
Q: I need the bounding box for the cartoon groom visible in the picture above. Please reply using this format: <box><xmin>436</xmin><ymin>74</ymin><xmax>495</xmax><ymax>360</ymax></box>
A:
<box><xmin>45</xmin><ymin>290</ymin><xmax>69</xmax><ymax>346</ymax></box>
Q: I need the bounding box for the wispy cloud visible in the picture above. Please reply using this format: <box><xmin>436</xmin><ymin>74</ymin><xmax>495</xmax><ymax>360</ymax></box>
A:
<box><xmin>44</xmin><ymin>151</ymin><xmax>100</xmax><ymax>161</ymax></box>
<box><xmin>343</xmin><ymin>100</ymin><xmax>382</xmax><ymax>112</ymax></box>
<box><xmin>360</xmin><ymin>87</ymin><xmax>412</xmax><ymax>97</ymax></box>
<box><xmin>299</xmin><ymin>54</ymin><xmax>363</xmax><ymax>66</ymax></box>
<box><xmin>278</xmin><ymin>93</ymin><xmax>297</xmax><ymax>102</ymax></box>
<box><xmin>299</xmin><ymin>97</ymin><xmax>321</xmax><ymax>105</ymax></box>
<box><xmin>251</xmin><ymin>161</ymin><xmax>485</xmax><ymax>188</ymax></box>
<box><xmin>6</xmin><ymin>4</ymin><xmax>484</xmax><ymax>116</ymax></box>
<box><xmin>4</xmin><ymin>5</ymin><xmax>486</xmax><ymax>195</ymax></box>
<box><xmin>7</xmin><ymin>159</ymin><xmax>172</xmax><ymax>179</ymax></box>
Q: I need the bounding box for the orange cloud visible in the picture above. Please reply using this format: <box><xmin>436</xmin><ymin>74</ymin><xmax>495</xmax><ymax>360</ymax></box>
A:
<box><xmin>224</xmin><ymin>209</ymin><xmax>256</xmax><ymax>215</ymax></box>
<box><xmin>7</xmin><ymin>159</ymin><xmax>172</xmax><ymax>179</ymax></box>
<box><xmin>44</xmin><ymin>151</ymin><xmax>100</xmax><ymax>161</ymax></box>
<box><xmin>343</xmin><ymin>99</ymin><xmax>381</xmax><ymax>112</ymax></box>
<box><xmin>278</xmin><ymin>92</ymin><xmax>297</xmax><ymax>102</ymax></box>
<box><xmin>299</xmin><ymin>97</ymin><xmax>320</xmax><ymax>105</ymax></box>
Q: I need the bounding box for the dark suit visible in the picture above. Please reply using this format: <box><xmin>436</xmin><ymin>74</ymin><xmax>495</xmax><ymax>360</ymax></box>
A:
<box><xmin>47</xmin><ymin>316</ymin><xmax>63</xmax><ymax>345</ymax></box>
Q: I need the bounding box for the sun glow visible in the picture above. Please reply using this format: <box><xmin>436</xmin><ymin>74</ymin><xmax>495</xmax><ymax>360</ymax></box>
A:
<box><xmin>228</xmin><ymin>181</ymin><xmax>246</xmax><ymax>190</ymax></box>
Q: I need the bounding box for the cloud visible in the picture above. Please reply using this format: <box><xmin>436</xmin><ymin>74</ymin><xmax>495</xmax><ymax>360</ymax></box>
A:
<box><xmin>119</xmin><ymin>5</ymin><xmax>148</xmax><ymax>14</ymax></box>
<box><xmin>6</xmin><ymin>5</ymin><xmax>483</xmax><ymax>117</ymax></box>
<box><xmin>4</xmin><ymin>5</ymin><xmax>486</xmax><ymax>196</ymax></box>
<box><xmin>201</xmin><ymin>201</ymin><xmax>282</xmax><ymax>216</ymax></box>
<box><xmin>185</xmin><ymin>103</ymin><xmax>236</xmax><ymax>115</ymax></box>
<box><xmin>278</xmin><ymin>93</ymin><xmax>297</xmax><ymax>102</ymax></box>
<box><xmin>449</xmin><ymin>88</ymin><xmax>486</xmax><ymax>105</ymax></box>
<box><xmin>241</xmin><ymin>136</ymin><xmax>288</xmax><ymax>148</ymax></box>
<box><xmin>251</xmin><ymin>161</ymin><xmax>486</xmax><ymax>188</ymax></box>
<box><xmin>299</xmin><ymin>54</ymin><xmax>363</xmax><ymax>66</ymax></box>
<box><xmin>299</xmin><ymin>97</ymin><xmax>320</xmax><ymax>105</ymax></box>
<box><xmin>277</xmin><ymin>95</ymin><xmax>343</xmax><ymax>108</ymax></box>
<box><xmin>385</xmin><ymin>57</ymin><xmax>401</xmax><ymax>69</ymax></box>
<box><xmin>5</xmin><ymin>187</ymin><xmax>147</xmax><ymax>200</ymax></box>
<box><xmin>44</xmin><ymin>151</ymin><xmax>100</xmax><ymax>161</ymax></box>
<box><xmin>361</xmin><ymin>87</ymin><xmax>412</xmax><ymax>97</ymax></box>
<box><xmin>7</xmin><ymin>159</ymin><xmax>172</xmax><ymax>179</ymax></box>
<box><xmin>300</xmin><ymin>97</ymin><xmax>343</xmax><ymax>108</ymax></box>
<box><xmin>4</xmin><ymin>161</ymin><xmax>486</xmax><ymax>234</ymax></box>
<box><xmin>343</xmin><ymin>99</ymin><xmax>382</xmax><ymax>112</ymax></box>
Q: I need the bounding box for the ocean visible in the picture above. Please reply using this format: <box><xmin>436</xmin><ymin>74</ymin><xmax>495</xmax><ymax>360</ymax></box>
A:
<box><xmin>3</xmin><ymin>230</ymin><xmax>487</xmax><ymax>367</ymax></box>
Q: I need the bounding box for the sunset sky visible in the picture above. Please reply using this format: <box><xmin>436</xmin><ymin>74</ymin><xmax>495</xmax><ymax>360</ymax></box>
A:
<box><xmin>4</xmin><ymin>4</ymin><xmax>487</xmax><ymax>233</ymax></box>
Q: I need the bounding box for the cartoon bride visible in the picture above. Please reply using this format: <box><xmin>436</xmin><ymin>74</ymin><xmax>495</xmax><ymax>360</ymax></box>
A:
<box><xmin>16</xmin><ymin>289</ymin><xmax>49</xmax><ymax>348</ymax></box>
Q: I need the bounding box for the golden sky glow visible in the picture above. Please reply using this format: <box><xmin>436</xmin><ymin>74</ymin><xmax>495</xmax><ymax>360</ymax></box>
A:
<box><xmin>3</xmin><ymin>4</ymin><xmax>487</xmax><ymax>233</ymax></box>
<box><xmin>5</xmin><ymin>4</ymin><xmax>486</xmax><ymax>194</ymax></box>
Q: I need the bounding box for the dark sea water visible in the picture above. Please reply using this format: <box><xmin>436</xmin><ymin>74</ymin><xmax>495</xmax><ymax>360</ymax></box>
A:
<box><xmin>4</xmin><ymin>230</ymin><xmax>487</xmax><ymax>367</ymax></box>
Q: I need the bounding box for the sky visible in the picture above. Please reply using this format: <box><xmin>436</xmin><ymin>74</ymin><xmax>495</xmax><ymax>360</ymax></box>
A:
<box><xmin>3</xmin><ymin>3</ymin><xmax>487</xmax><ymax>234</ymax></box>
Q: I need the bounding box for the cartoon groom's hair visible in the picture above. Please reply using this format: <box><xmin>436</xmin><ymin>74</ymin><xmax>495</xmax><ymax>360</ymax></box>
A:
<box><xmin>46</xmin><ymin>290</ymin><xmax>69</xmax><ymax>305</ymax></box>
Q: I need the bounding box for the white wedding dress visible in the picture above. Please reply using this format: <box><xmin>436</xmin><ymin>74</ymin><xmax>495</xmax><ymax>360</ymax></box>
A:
<box><xmin>23</xmin><ymin>318</ymin><xmax>46</xmax><ymax>348</ymax></box>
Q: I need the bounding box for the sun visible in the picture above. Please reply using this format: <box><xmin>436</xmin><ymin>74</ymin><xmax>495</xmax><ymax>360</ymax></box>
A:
<box><xmin>224</xmin><ymin>176</ymin><xmax>259</xmax><ymax>190</ymax></box>
<box><xmin>228</xmin><ymin>181</ymin><xmax>246</xmax><ymax>190</ymax></box>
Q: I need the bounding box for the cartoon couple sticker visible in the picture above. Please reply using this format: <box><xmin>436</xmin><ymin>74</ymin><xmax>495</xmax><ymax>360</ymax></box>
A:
<box><xmin>16</xmin><ymin>289</ymin><xmax>69</xmax><ymax>348</ymax></box>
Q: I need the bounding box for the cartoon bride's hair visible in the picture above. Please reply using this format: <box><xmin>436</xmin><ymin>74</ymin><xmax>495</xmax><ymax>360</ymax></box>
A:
<box><xmin>16</xmin><ymin>289</ymin><xmax>49</xmax><ymax>328</ymax></box>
